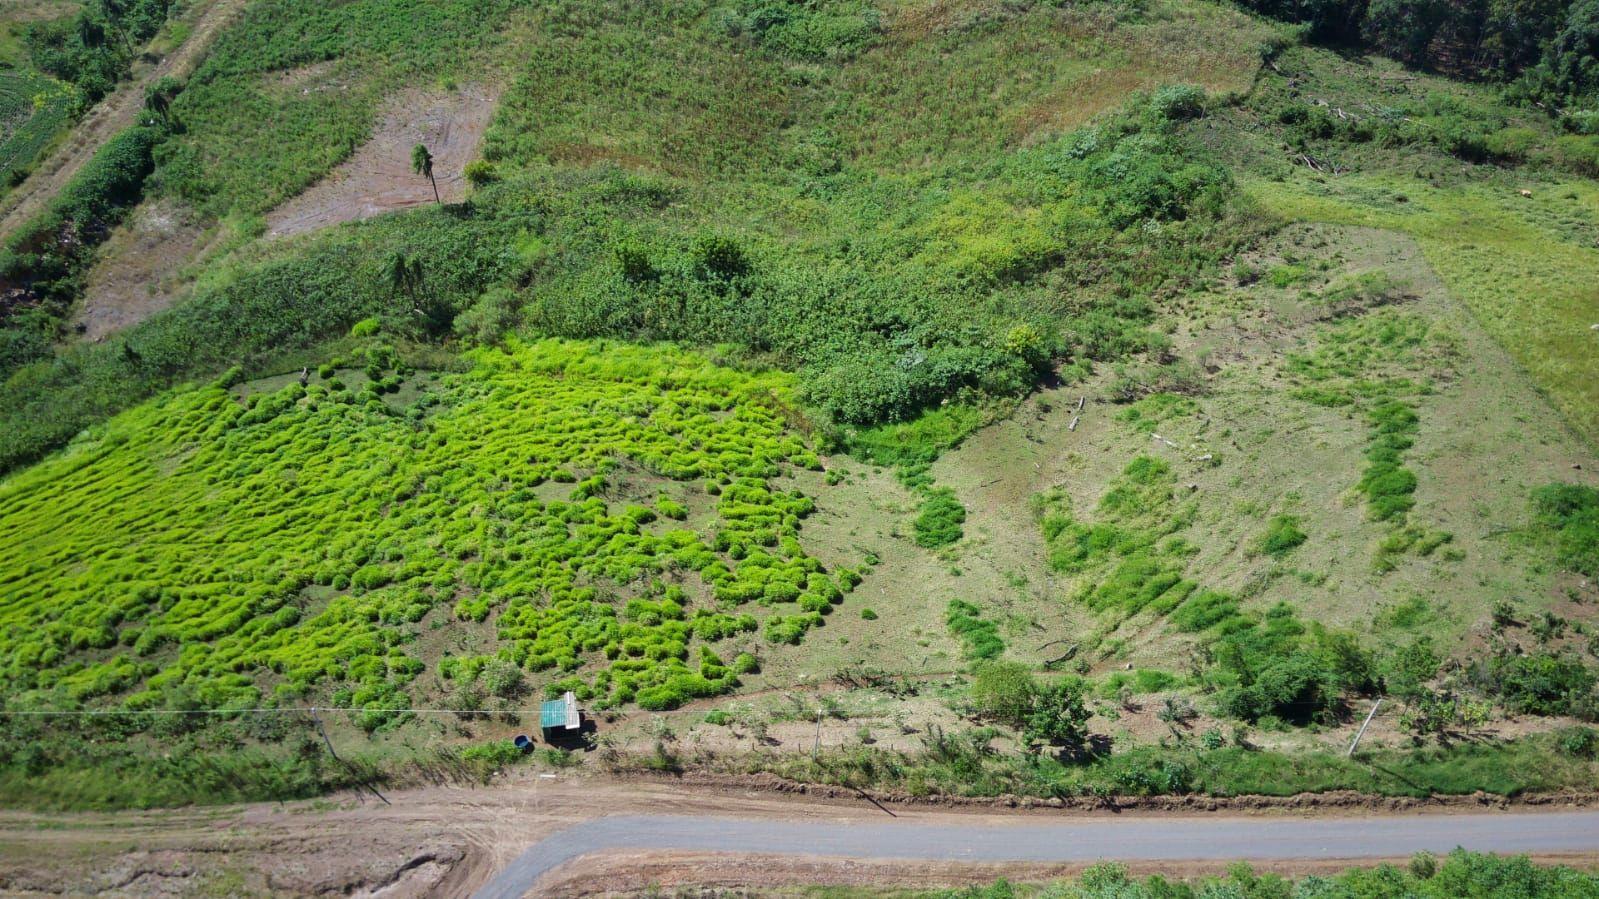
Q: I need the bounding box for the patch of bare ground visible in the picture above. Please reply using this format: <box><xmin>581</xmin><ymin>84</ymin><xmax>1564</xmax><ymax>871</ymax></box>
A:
<box><xmin>264</xmin><ymin>59</ymin><xmax>340</xmax><ymax>91</ymax></box>
<box><xmin>538</xmin><ymin>852</ymin><xmax>1129</xmax><ymax>897</ymax></box>
<box><xmin>265</xmin><ymin>85</ymin><xmax>498</xmax><ymax>239</ymax></box>
<box><xmin>72</xmin><ymin>199</ymin><xmax>206</xmax><ymax>340</ymax></box>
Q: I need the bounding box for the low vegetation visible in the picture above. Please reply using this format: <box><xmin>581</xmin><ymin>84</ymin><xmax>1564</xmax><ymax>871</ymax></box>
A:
<box><xmin>904</xmin><ymin>852</ymin><xmax>1599</xmax><ymax>898</ymax></box>
<box><xmin>0</xmin><ymin>67</ymin><xmax>71</xmax><ymax>187</ymax></box>
<box><xmin>0</xmin><ymin>340</ymin><xmax>856</xmax><ymax>725</ymax></box>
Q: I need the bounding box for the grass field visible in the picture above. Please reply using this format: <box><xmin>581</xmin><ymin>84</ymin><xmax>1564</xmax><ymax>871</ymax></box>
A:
<box><xmin>811</xmin><ymin>851</ymin><xmax>1599</xmax><ymax>897</ymax></box>
<box><xmin>1221</xmin><ymin>46</ymin><xmax>1599</xmax><ymax>448</ymax></box>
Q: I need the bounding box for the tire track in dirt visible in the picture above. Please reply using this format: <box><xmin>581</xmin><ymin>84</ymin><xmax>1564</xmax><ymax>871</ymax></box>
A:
<box><xmin>0</xmin><ymin>0</ymin><xmax>248</xmax><ymax>242</ymax></box>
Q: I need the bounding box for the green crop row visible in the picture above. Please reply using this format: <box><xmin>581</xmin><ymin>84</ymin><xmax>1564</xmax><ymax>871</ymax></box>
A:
<box><xmin>0</xmin><ymin>339</ymin><xmax>856</xmax><ymax>724</ymax></box>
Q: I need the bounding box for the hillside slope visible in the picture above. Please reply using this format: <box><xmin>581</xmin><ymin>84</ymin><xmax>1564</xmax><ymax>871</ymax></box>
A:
<box><xmin>0</xmin><ymin>0</ymin><xmax>1598</xmax><ymax>811</ymax></box>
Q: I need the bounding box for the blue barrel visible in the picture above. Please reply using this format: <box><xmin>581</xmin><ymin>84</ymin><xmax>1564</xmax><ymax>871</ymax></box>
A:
<box><xmin>513</xmin><ymin>734</ymin><xmax>533</xmax><ymax>752</ymax></box>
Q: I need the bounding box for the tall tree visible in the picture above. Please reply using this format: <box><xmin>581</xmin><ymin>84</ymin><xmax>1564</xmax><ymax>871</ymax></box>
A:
<box><xmin>95</xmin><ymin>0</ymin><xmax>133</xmax><ymax>55</ymax></box>
<box><xmin>411</xmin><ymin>143</ymin><xmax>439</xmax><ymax>204</ymax></box>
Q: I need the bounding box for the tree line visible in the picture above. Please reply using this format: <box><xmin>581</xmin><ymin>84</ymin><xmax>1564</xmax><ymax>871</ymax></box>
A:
<box><xmin>1243</xmin><ymin>0</ymin><xmax>1599</xmax><ymax>118</ymax></box>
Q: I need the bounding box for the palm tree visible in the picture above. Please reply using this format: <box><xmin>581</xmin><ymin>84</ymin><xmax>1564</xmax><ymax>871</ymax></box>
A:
<box><xmin>384</xmin><ymin>251</ymin><xmax>449</xmax><ymax>334</ymax></box>
<box><xmin>411</xmin><ymin>144</ymin><xmax>439</xmax><ymax>204</ymax></box>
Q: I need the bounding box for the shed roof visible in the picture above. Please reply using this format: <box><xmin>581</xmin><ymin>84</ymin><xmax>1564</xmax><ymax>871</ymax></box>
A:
<box><xmin>540</xmin><ymin>691</ymin><xmax>580</xmax><ymax>730</ymax></box>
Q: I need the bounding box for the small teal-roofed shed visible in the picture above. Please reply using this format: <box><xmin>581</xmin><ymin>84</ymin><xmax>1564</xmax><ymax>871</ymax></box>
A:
<box><xmin>540</xmin><ymin>690</ymin><xmax>581</xmax><ymax>737</ymax></box>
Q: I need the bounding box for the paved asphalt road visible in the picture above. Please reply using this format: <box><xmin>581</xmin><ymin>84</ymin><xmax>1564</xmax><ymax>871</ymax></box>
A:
<box><xmin>473</xmin><ymin>809</ymin><xmax>1599</xmax><ymax>897</ymax></box>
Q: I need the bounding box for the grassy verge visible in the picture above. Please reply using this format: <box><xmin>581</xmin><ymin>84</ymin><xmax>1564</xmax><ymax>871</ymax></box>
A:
<box><xmin>813</xmin><ymin>852</ymin><xmax>1599</xmax><ymax>897</ymax></box>
<box><xmin>715</xmin><ymin>730</ymin><xmax>1599</xmax><ymax>800</ymax></box>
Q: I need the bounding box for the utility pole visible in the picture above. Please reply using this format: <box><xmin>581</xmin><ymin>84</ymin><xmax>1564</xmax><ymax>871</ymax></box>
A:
<box><xmin>1347</xmin><ymin>698</ymin><xmax>1383</xmax><ymax>757</ymax></box>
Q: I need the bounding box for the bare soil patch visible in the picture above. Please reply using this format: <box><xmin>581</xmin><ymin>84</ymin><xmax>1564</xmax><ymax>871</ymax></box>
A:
<box><xmin>73</xmin><ymin>198</ymin><xmax>204</xmax><ymax>340</ymax></box>
<box><xmin>265</xmin><ymin>86</ymin><xmax>498</xmax><ymax>239</ymax></box>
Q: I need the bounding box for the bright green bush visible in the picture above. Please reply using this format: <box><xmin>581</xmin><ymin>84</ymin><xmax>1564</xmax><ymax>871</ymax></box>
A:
<box><xmin>1259</xmin><ymin>515</ymin><xmax>1308</xmax><ymax>557</ymax></box>
<box><xmin>913</xmin><ymin>488</ymin><xmax>966</xmax><ymax>548</ymax></box>
<box><xmin>970</xmin><ymin>662</ymin><xmax>1038</xmax><ymax>727</ymax></box>
<box><xmin>946</xmin><ymin>600</ymin><xmax>1004</xmax><ymax>661</ymax></box>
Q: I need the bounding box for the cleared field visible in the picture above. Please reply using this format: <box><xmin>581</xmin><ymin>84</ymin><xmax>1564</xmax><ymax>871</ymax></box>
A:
<box><xmin>75</xmin><ymin>199</ymin><xmax>207</xmax><ymax>340</ymax></box>
<box><xmin>265</xmin><ymin>86</ymin><xmax>497</xmax><ymax>238</ymax></box>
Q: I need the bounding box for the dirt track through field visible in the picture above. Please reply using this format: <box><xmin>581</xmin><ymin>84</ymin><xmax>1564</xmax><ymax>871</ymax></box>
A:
<box><xmin>0</xmin><ymin>0</ymin><xmax>248</xmax><ymax>242</ymax></box>
<box><xmin>264</xmin><ymin>86</ymin><xmax>497</xmax><ymax>238</ymax></box>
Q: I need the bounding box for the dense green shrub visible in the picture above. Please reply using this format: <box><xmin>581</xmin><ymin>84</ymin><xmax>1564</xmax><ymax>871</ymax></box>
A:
<box><xmin>913</xmin><ymin>488</ymin><xmax>967</xmax><ymax>548</ymax></box>
<box><xmin>1475</xmin><ymin>652</ymin><xmax>1597</xmax><ymax>717</ymax></box>
<box><xmin>1023</xmin><ymin>679</ymin><xmax>1092</xmax><ymax>754</ymax></box>
<box><xmin>0</xmin><ymin>123</ymin><xmax>163</xmax><ymax>374</ymax></box>
<box><xmin>25</xmin><ymin>0</ymin><xmax>176</xmax><ymax>109</ymax></box>
<box><xmin>970</xmin><ymin>662</ymin><xmax>1038</xmax><ymax>727</ymax></box>
<box><xmin>1259</xmin><ymin>515</ymin><xmax>1308</xmax><ymax>557</ymax></box>
<box><xmin>946</xmin><ymin>600</ymin><xmax>1004</xmax><ymax>661</ymax></box>
<box><xmin>1524</xmin><ymin>0</ymin><xmax>1599</xmax><ymax>106</ymax></box>
<box><xmin>1216</xmin><ymin>651</ymin><xmax>1343</xmax><ymax>724</ymax></box>
<box><xmin>719</xmin><ymin>0</ymin><xmax>882</xmax><ymax>61</ymax></box>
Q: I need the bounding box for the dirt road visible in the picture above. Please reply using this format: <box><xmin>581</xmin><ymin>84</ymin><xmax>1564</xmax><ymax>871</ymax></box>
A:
<box><xmin>3</xmin><ymin>776</ymin><xmax>1599</xmax><ymax>896</ymax></box>
<box><xmin>0</xmin><ymin>0</ymin><xmax>247</xmax><ymax>242</ymax></box>
<box><xmin>478</xmin><ymin>808</ymin><xmax>1599</xmax><ymax>897</ymax></box>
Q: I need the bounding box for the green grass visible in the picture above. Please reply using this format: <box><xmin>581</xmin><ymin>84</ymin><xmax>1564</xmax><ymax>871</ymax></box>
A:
<box><xmin>946</xmin><ymin>599</ymin><xmax>1004</xmax><ymax>662</ymax></box>
<box><xmin>1234</xmin><ymin>46</ymin><xmax>1599</xmax><ymax>447</ymax></box>
<box><xmin>913</xmin><ymin>487</ymin><xmax>966</xmax><ymax>548</ymax></box>
<box><xmin>0</xmin><ymin>339</ymin><xmax>857</xmax><ymax>721</ymax></box>
<box><xmin>1532</xmin><ymin>483</ymin><xmax>1599</xmax><ymax>576</ymax></box>
<box><xmin>1284</xmin><ymin>306</ymin><xmax>1456</xmax><ymax>567</ymax></box>
<box><xmin>736</xmin><ymin>729</ymin><xmax>1599</xmax><ymax>800</ymax></box>
<box><xmin>881</xmin><ymin>853</ymin><xmax>1599</xmax><ymax>898</ymax></box>
<box><xmin>841</xmin><ymin>403</ymin><xmax>990</xmax><ymax>467</ymax></box>
<box><xmin>1258</xmin><ymin>514</ymin><xmax>1307</xmax><ymax>557</ymax></box>
<box><xmin>1253</xmin><ymin>173</ymin><xmax>1599</xmax><ymax>446</ymax></box>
